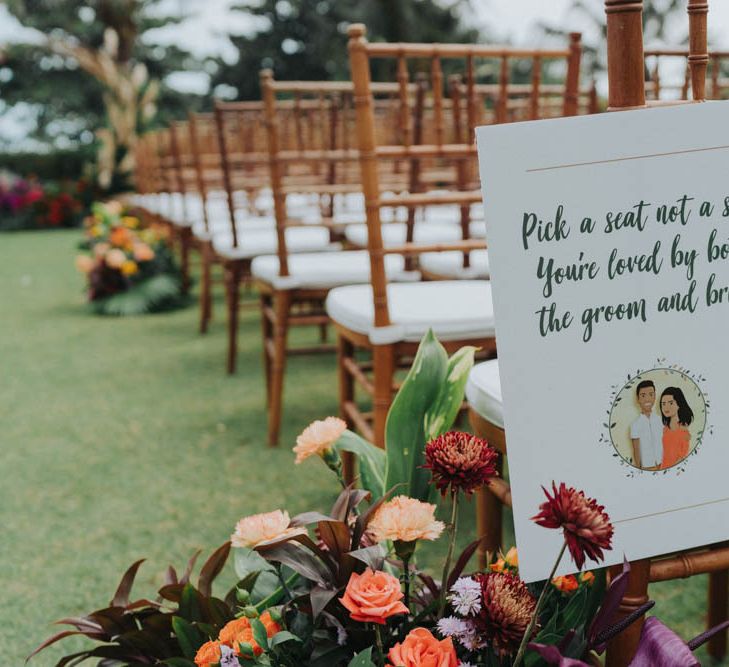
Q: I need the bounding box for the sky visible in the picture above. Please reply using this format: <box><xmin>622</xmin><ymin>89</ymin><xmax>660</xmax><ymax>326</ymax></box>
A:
<box><xmin>3</xmin><ymin>0</ymin><xmax>729</xmax><ymax>146</ymax></box>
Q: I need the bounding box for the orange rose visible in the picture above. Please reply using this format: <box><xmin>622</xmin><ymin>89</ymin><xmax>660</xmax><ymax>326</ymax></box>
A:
<box><xmin>581</xmin><ymin>571</ymin><xmax>595</xmax><ymax>586</ymax></box>
<box><xmin>218</xmin><ymin>612</ymin><xmax>280</xmax><ymax>658</ymax></box>
<box><xmin>340</xmin><ymin>568</ymin><xmax>408</xmax><ymax>625</ymax></box>
<box><xmin>194</xmin><ymin>640</ymin><xmax>221</xmax><ymax>667</ymax></box>
<box><xmin>552</xmin><ymin>574</ymin><xmax>579</xmax><ymax>593</ymax></box>
<box><xmin>387</xmin><ymin>628</ymin><xmax>458</xmax><ymax>667</ymax></box>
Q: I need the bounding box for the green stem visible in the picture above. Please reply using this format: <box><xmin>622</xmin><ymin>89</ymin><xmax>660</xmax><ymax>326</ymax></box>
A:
<box><xmin>512</xmin><ymin>540</ymin><xmax>567</xmax><ymax>667</ymax></box>
<box><xmin>374</xmin><ymin>623</ymin><xmax>385</xmax><ymax>666</ymax></box>
<box><xmin>402</xmin><ymin>554</ymin><xmax>411</xmax><ymax>610</ymax></box>
<box><xmin>438</xmin><ymin>492</ymin><xmax>460</xmax><ymax>618</ymax></box>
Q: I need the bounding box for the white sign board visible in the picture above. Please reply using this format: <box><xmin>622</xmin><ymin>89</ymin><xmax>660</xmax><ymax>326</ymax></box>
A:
<box><xmin>477</xmin><ymin>102</ymin><xmax>729</xmax><ymax>583</ymax></box>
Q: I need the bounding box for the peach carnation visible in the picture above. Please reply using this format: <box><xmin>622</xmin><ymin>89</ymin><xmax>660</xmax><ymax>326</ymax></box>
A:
<box><xmin>340</xmin><ymin>568</ymin><xmax>408</xmax><ymax>624</ymax></box>
<box><xmin>231</xmin><ymin>509</ymin><xmax>306</xmax><ymax>548</ymax></box>
<box><xmin>194</xmin><ymin>640</ymin><xmax>221</xmax><ymax>667</ymax></box>
<box><xmin>368</xmin><ymin>496</ymin><xmax>445</xmax><ymax>545</ymax></box>
<box><xmin>293</xmin><ymin>417</ymin><xmax>346</xmax><ymax>464</ymax></box>
<box><xmin>133</xmin><ymin>243</ymin><xmax>155</xmax><ymax>262</ymax></box>
<box><xmin>105</xmin><ymin>248</ymin><xmax>127</xmax><ymax>269</ymax></box>
<box><xmin>387</xmin><ymin>627</ymin><xmax>458</xmax><ymax>667</ymax></box>
<box><xmin>75</xmin><ymin>255</ymin><xmax>95</xmax><ymax>273</ymax></box>
<box><xmin>93</xmin><ymin>242</ymin><xmax>110</xmax><ymax>258</ymax></box>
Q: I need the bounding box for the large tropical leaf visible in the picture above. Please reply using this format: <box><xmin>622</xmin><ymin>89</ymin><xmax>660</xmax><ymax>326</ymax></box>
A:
<box><xmin>333</xmin><ymin>431</ymin><xmax>386</xmax><ymax>499</ymax></box>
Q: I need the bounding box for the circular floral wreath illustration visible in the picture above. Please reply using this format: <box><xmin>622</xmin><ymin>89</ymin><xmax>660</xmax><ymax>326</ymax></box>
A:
<box><xmin>599</xmin><ymin>359</ymin><xmax>712</xmax><ymax>477</ymax></box>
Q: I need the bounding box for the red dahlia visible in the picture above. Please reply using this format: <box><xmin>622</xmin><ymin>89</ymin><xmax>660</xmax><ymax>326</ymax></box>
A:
<box><xmin>424</xmin><ymin>431</ymin><xmax>498</xmax><ymax>496</ymax></box>
<box><xmin>531</xmin><ymin>482</ymin><xmax>614</xmax><ymax>570</ymax></box>
<box><xmin>474</xmin><ymin>571</ymin><xmax>537</xmax><ymax>656</ymax></box>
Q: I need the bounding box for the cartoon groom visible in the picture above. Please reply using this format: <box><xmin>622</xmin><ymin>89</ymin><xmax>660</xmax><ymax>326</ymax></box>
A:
<box><xmin>630</xmin><ymin>379</ymin><xmax>663</xmax><ymax>469</ymax></box>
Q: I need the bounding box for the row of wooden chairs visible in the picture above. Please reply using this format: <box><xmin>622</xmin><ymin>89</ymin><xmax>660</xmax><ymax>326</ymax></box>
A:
<box><xmin>131</xmin><ymin>11</ymin><xmax>728</xmax><ymax>666</ymax></box>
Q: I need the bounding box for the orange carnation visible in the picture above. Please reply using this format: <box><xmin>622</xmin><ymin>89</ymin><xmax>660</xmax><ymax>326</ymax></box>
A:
<box><xmin>218</xmin><ymin>611</ymin><xmax>280</xmax><ymax>658</ymax></box>
<box><xmin>387</xmin><ymin>627</ymin><xmax>458</xmax><ymax>667</ymax></box>
<box><xmin>340</xmin><ymin>568</ymin><xmax>409</xmax><ymax>625</ymax></box>
<box><xmin>194</xmin><ymin>640</ymin><xmax>221</xmax><ymax>667</ymax></box>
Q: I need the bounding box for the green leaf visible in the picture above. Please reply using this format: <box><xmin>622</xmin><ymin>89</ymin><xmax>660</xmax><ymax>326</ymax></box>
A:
<box><xmin>385</xmin><ymin>330</ymin><xmax>448</xmax><ymax>501</ymax></box>
<box><xmin>333</xmin><ymin>430</ymin><xmax>386</xmax><ymax>499</ymax></box>
<box><xmin>250</xmin><ymin>617</ymin><xmax>269</xmax><ymax>651</ymax></box>
<box><xmin>171</xmin><ymin>616</ymin><xmax>203</xmax><ymax>660</ymax></box>
<box><xmin>269</xmin><ymin>630</ymin><xmax>302</xmax><ymax>648</ymax></box>
<box><xmin>424</xmin><ymin>345</ymin><xmax>477</xmax><ymax>441</ymax></box>
<box><xmin>347</xmin><ymin>646</ymin><xmax>377</xmax><ymax>667</ymax></box>
<box><xmin>178</xmin><ymin>583</ymin><xmax>201</xmax><ymax>622</ymax></box>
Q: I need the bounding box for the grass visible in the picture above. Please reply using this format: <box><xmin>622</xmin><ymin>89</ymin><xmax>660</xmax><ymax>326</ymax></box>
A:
<box><xmin>1</xmin><ymin>229</ymin><xmax>725</xmax><ymax>665</ymax></box>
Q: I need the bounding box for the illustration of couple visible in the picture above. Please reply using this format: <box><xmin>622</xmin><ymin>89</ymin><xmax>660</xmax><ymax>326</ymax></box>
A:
<box><xmin>631</xmin><ymin>379</ymin><xmax>695</xmax><ymax>470</ymax></box>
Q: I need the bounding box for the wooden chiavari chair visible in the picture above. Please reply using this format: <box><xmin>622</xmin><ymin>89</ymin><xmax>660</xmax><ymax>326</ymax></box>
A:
<box><xmin>468</xmin><ymin>1</ymin><xmax>729</xmax><ymax>664</ymax></box>
<box><xmin>212</xmin><ymin>100</ymin><xmax>339</xmax><ymax>374</ymax></box>
<box><xmin>252</xmin><ymin>72</ymin><xmax>421</xmax><ymax>446</ymax></box>
<box><xmin>327</xmin><ymin>25</ymin><xmax>582</xmax><ymax>451</ymax></box>
<box><xmin>646</xmin><ymin>48</ymin><xmax>729</xmax><ymax>101</ymax></box>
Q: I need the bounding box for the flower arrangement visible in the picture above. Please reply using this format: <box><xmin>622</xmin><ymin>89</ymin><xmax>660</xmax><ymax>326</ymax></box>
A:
<box><xmin>0</xmin><ymin>172</ymin><xmax>92</xmax><ymax>230</ymax></box>
<box><xmin>32</xmin><ymin>333</ymin><xmax>728</xmax><ymax>666</ymax></box>
<box><xmin>74</xmin><ymin>200</ymin><xmax>188</xmax><ymax>315</ymax></box>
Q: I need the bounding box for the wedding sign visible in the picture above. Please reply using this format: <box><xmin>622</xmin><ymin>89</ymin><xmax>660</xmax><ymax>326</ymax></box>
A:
<box><xmin>477</xmin><ymin>101</ymin><xmax>729</xmax><ymax>583</ymax></box>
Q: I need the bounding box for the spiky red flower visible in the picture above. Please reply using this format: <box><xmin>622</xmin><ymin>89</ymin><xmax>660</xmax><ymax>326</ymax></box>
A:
<box><xmin>424</xmin><ymin>431</ymin><xmax>498</xmax><ymax>496</ymax></box>
<box><xmin>532</xmin><ymin>482</ymin><xmax>614</xmax><ymax>570</ymax></box>
<box><xmin>473</xmin><ymin>571</ymin><xmax>537</xmax><ymax>656</ymax></box>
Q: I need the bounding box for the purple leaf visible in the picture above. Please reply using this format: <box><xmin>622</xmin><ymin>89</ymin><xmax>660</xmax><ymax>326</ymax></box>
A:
<box><xmin>180</xmin><ymin>549</ymin><xmax>202</xmax><ymax>586</ymax></box>
<box><xmin>111</xmin><ymin>559</ymin><xmax>145</xmax><ymax>607</ymax></box>
<box><xmin>589</xmin><ymin>558</ymin><xmax>630</xmax><ymax>651</ymax></box>
<box><xmin>198</xmin><ymin>541</ymin><xmax>231</xmax><ymax>597</ymax></box>
<box><xmin>446</xmin><ymin>539</ymin><xmax>481</xmax><ymax>589</ymax></box>
<box><xmin>527</xmin><ymin>643</ymin><xmax>591</xmax><ymax>666</ymax></box>
<box><xmin>629</xmin><ymin>617</ymin><xmax>699</xmax><ymax>667</ymax></box>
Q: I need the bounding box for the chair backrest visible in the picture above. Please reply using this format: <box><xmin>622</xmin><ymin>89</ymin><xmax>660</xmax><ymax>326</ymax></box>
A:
<box><xmin>213</xmin><ymin>100</ymin><xmax>270</xmax><ymax>248</ymax></box>
<box><xmin>347</xmin><ymin>24</ymin><xmax>583</xmax><ymax>328</ymax></box>
<box><xmin>645</xmin><ymin>48</ymin><xmax>729</xmax><ymax>100</ymax></box>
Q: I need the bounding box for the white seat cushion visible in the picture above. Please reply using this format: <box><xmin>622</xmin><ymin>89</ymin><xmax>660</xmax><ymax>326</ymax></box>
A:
<box><xmin>325</xmin><ymin>280</ymin><xmax>495</xmax><ymax>344</ymax></box>
<box><xmin>420</xmin><ymin>250</ymin><xmax>490</xmax><ymax>280</ymax></box>
<box><xmin>252</xmin><ymin>250</ymin><xmax>420</xmax><ymax>289</ymax></box>
<box><xmin>212</xmin><ymin>227</ymin><xmax>338</xmax><ymax>260</ymax></box>
<box><xmin>466</xmin><ymin>360</ymin><xmax>503</xmax><ymax>429</ymax></box>
<box><xmin>344</xmin><ymin>221</ymin><xmax>486</xmax><ymax>247</ymax></box>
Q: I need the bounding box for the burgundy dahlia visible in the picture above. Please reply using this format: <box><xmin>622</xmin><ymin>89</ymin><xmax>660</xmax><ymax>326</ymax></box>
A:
<box><xmin>474</xmin><ymin>571</ymin><xmax>537</xmax><ymax>656</ymax></box>
<box><xmin>532</xmin><ymin>482</ymin><xmax>614</xmax><ymax>570</ymax></box>
<box><xmin>424</xmin><ymin>431</ymin><xmax>498</xmax><ymax>496</ymax></box>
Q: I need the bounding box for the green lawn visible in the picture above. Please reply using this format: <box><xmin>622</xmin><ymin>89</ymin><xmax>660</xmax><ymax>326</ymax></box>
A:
<box><xmin>1</xmin><ymin>230</ymin><xmax>725</xmax><ymax>665</ymax></box>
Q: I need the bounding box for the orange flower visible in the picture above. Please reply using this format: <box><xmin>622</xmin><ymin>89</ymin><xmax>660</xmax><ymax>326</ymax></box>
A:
<box><xmin>490</xmin><ymin>546</ymin><xmax>518</xmax><ymax>573</ymax></box>
<box><xmin>293</xmin><ymin>417</ymin><xmax>346</xmax><ymax>464</ymax></box>
<box><xmin>218</xmin><ymin>612</ymin><xmax>280</xmax><ymax>658</ymax></box>
<box><xmin>194</xmin><ymin>640</ymin><xmax>221</xmax><ymax>667</ymax></box>
<box><xmin>368</xmin><ymin>496</ymin><xmax>444</xmax><ymax>545</ymax></box>
<box><xmin>121</xmin><ymin>260</ymin><xmax>138</xmax><ymax>276</ymax></box>
<box><xmin>133</xmin><ymin>242</ymin><xmax>155</xmax><ymax>262</ymax></box>
<box><xmin>552</xmin><ymin>574</ymin><xmax>579</xmax><ymax>593</ymax></box>
<box><xmin>581</xmin><ymin>571</ymin><xmax>595</xmax><ymax>586</ymax></box>
<box><xmin>387</xmin><ymin>628</ymin><xmax>458</xmax><ymax>667</ymax></box>
<box><xmin>340</xmin><ymin>568</ymin><xmax>409</xmax><ymax>625</ymax></box>
<box><xmin>110</xmin><ymin>226</ymin><xmax>133</xmax><ymax>249</ymax></box>
<box><xmin>231</xmin><ymin>509</ymin><xmax>306</xmax><ymax>548</ymax></box>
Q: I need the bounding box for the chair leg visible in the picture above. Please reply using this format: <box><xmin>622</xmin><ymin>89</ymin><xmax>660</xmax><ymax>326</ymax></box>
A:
<box><xmin>476</xmin><ymin>454</ymin><xmax>504</xmax><ymax>569</ymax></box>
<box><xmin>708</xmin><ymin>569</ymin><xmax>729</xmax><ymax>660</ymax></box>
<box><xmin>260</xmin><ymin>292</ymin><xmax>274</xmax><ymax>409</ymax></box>
<box><xmin>372</xmin><ymin>344</ymin><xmax>396</xmax><ymax>448</ymax></box>
<box><xmin>180</xmin><ymin>228</ymin><xmax>191</xmax><ymax>295</ymax></box>
<box><xmin>225</xmin><ymin>262</ymin><xmax>241</xmax><ymax>375</ymax></box>
<box><xmin>199</xmin><ymin>242</ymin><xmax>212</xmax><ymax>334</ymax></box>
<box><xmin>338</xmin><ymin>335</ymin><xmax>356</xmax><ymax>484</ymax></box>
<box><xmin>267</xmin><ymin>290</ymin><xmax>291</xmax><ymax>447</ymax></box>
<box><xmin>605</xmin><ymin>559</ymin><xmax>651</xmax><ymax>667</ymax></box>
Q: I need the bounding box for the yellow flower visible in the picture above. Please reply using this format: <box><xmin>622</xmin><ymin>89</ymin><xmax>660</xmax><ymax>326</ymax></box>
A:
<box><xmin>89</xmin><ymin>225</ymin><xmax>103</xmax><ymax>238</ymax></box>
<box><xmin>231</xmin><ymin>510</ymin><xmax>306</xmax><ymax>548</ymax></box>
<box><xmin>368</xmin><ymin>496</ymin><xmax>445</xmax><ymax>544</ymax></box>
<box><xmin>121</xmin><ymin>260</ymin><xmax>138</xmax><ymax>276</ymax></box>
<box><xmin>105</xmin><ymin>248</ymin><xmax>127</xmax><ymax>269</ymax></box>
<box><xmin>581</xmin><ymin>571</ymin><xmax>595</xmax><ymax>586</ymax></box>
<box><xmin>122</xmin><ymin>216</ymin><xmax>139</xmax><ymax>229</ymax></box>
<box><xmin>75</xmin><ymin>255</ymin><xmax>95</xmax><ymax>273</ymax></box>
<box><xmin>490</xmin><ymin>547</ymin><xmax>518</xmax><ymax>572</ymax></box>
<box><xmin>293</xmin><ymin>417</ymin><xmax>347</xmax><ymax>464</ymax></box>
